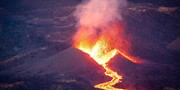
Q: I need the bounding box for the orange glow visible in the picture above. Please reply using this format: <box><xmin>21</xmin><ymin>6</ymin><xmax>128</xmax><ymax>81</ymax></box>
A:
<box><xmin>75</xmin><ymin>36</ymin><xmax>123</xmax><ymax>90</ymax></box>
<box><xmin>78</xmin><ymin>36</ymin><xmax>118</xmax><ymax>65</ymax></box>
<box><xmin>95</xmin><ymin>64</ymin><xmax>124</xmax><ymax>90</ymax></box>
<box><xmin>73</xmin><ymin>23</ymin><xmax>140</xmax><ymax>90</ymax></box>
<box><xmin>118</xmin><ymin>50</ymin><xmax>141</xmax><ymax>64</ymax></box>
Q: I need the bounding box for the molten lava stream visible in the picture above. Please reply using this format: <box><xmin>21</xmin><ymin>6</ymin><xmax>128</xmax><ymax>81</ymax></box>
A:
<box><xmin>74</xmin><ymin>37</ymin><xmax>126</xmax><ymax>90</ymax></box>
<box><xmin>95</xmin><ymin>64</ymin><xmax>124</xmax><ymax>90</ymax></box>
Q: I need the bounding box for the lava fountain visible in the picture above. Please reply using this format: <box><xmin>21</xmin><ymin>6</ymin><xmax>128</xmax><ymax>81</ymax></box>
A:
<box><xmin>73</xmin><ymin>23</ymin><xmax>140</xmax><ymax>90</ymax></box>
<box><xmin>73</xmin><ymin>0</ymin><xmax>141</xmax><ymax>89</ymax></box>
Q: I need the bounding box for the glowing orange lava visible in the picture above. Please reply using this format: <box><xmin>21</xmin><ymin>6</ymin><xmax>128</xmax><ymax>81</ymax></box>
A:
<box><xmin>95</xmin><ymin>64</ymin><xmax>123</xmax><ymax>90</ymax></box>
<box><xmin>75</xmin><ymin>36</ymin><xmax>123</xmax><ymax>90</ymax></box>
<box><xmin>73</xmin><ymin>23</ymin><xmax>140</xmax><ymax>90</ymax></box>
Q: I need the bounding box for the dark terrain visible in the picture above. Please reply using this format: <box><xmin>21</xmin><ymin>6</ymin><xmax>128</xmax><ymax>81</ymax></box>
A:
<box><xmin>0</xmin><ymin>0</ymin><xmax>180</xmax><ymax>90</ymax></box>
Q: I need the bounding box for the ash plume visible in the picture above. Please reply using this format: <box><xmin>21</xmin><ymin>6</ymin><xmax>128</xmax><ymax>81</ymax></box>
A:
<box><xmin>73</xmin><ymin>0</ymin><xmax>145</xmax><ymax>64</ymax></box>
<box><xmin>73</xmin><ymin>0</ymin><xmax>130</xmax><ymax>54</ymax></box>
<box><xmin>73</xmin><ymin>0</ymin><xmax>127</xmax><ymax>28</ymax></box>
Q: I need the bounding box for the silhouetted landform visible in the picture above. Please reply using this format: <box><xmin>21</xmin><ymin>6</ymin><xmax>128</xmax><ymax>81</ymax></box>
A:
<box><xmin>0</xmin><ymin>0</ymin><xmax>179</xmax><ymax>90</ymax></box>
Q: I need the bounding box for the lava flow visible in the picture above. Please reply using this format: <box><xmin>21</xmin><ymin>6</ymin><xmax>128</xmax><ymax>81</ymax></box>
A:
<box><xmin>74</xmin><ymin>34</ymin><xmax>123</xmax><ymax>90</ymax></box>
<box><xmin>73</xmin><ymin>0</ymin><xmax>140</xmax><ymax>89</ymax></box>
<box><xmin>73</xmin><ymin>24</ymin><xmax>140</xmax><ymax>90</ymax></box>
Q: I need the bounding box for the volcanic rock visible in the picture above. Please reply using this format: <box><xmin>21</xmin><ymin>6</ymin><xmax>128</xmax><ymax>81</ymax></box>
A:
<box><xmin>0</xmin><ymin>47</ymin><xmax>105</xmax><ymax>90</ymax></box>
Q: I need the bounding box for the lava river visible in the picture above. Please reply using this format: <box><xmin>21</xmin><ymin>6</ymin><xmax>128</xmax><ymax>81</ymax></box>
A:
<box><xmin>73</xmin><ymin>23</ymin><xmax>140</xmax><ymax>90</ymax></box>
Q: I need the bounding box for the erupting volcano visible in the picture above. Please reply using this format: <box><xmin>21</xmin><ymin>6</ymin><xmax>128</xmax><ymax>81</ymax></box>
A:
<box><xmin>73</xmin><ymin>0</ymin><xmax>141</xmax><ymax>89</ymax></box>
<box><xmin>73</xmin><ymin>23</ymin><xmax>140</xmax><ymax>90</ymax></box>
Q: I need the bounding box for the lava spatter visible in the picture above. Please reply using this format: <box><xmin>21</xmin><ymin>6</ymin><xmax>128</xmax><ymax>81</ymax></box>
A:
<box><xmin>73</xmin><ymin>0</ymin><xmax>140</xmax><ymax>89</ymax></box>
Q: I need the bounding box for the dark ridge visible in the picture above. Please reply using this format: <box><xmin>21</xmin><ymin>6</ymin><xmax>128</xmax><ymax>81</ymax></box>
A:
<box><xmin>129</xmin><ymin>0</ymin><xmax>180</xmax><ymax>7</ymax></box>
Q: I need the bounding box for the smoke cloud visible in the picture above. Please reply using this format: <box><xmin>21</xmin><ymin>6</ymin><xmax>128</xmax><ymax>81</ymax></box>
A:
<box><xmin>73</xmin><ymin>0</ymin><xmax>145</xmax><ymax>64</ymax></box>
<box><xmin>73</xmin><ymin>0</ymin><xmax>130</xmax><ymax>52</ymax></box>
<box><xmin>73</xmin><ymin>0</ymin><xmax>127</xmax><ymax>28</ymax></box>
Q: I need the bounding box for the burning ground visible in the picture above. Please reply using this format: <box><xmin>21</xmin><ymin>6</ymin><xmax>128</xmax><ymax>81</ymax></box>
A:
<box><xmin>0</xmin><ymin>0</ymin><xmax>180</xmax><ymax>90</ymax></box>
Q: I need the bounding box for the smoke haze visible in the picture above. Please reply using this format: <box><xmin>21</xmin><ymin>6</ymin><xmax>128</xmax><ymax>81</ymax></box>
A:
<box><xmin>73</xmin><ymin>0</ymin><xmax>127</xmax><ymax>28</ymax></box>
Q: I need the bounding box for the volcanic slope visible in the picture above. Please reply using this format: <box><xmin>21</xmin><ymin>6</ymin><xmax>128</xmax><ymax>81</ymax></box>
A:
<box><xmin>5</xmin><ymin>48</ymin><xmax>103</xmax><ymax>76</ymax></box>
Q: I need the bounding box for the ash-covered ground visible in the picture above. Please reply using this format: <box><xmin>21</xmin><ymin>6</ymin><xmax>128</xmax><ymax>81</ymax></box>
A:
<box><xmin>0</xmin><ymin>0</ymin><xmax>180</xmax><ymax>90</ymax></box>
